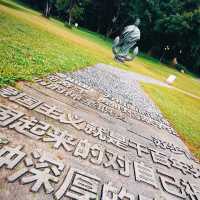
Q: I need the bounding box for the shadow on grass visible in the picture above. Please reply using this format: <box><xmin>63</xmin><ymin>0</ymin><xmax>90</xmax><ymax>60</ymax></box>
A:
<box><xmin>0</xmin><ymin>0</ymin><xmax>25</xmax><ymax>11</ymax></box>
<box><xmin>0</xmin><ymin>0</ymin><xmax>41</xmax><ymax>15</ymax></box>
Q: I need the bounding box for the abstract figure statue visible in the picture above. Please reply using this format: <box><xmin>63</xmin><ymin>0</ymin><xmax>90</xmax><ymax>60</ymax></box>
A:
<box><xmin>112</xmin><ymin>19</ymin><xmax>141</xmax><ymax>62</ymax></box>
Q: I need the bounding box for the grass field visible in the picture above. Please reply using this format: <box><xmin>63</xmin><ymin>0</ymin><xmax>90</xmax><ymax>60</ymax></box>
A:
<box><xmin>143</xmin><ymin>84</ymin><xmax>200</xmax><ymax>159</ymax></box>
<box><xmin>0</xmin><ymin>0</ymin><xmax>200</xmax><ymax>158</ymax></box>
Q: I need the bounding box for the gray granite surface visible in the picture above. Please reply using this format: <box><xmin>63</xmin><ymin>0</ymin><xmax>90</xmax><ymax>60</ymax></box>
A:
<box><xmin>0</xmin><ymin>64</ymin><xmax>199</xmax><ymax>200</ymax></box>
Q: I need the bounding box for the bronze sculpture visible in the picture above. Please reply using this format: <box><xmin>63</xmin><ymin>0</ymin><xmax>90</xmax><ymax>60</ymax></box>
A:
<box><xmin>112</xmin><ymin>19</ymin><xmax>141</xmax><ymax>62</ymax></box>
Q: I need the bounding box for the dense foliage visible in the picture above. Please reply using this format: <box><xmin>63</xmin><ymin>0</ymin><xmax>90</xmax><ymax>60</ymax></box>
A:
<box><xmin>20</xmin><ymin>0</ymin><xmax>200</xmax><ymax>74</ymax></box>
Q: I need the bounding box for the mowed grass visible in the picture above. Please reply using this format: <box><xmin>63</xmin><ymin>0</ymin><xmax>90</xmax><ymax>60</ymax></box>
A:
<box><xmin>137</xmin><ymin>55</ymin><xmax>200</xmax><ymax>98</ymax></box>
<box><xmin>0</xmin><ymin>0</ymin><xmax>116</xmax><ymax>86</ymax></box>
<box><xmin>143</xmin><ymin>84</ymin><xmax>200</xmax><ymax>159</ymax></box>
<box><xmin>0</xmin><ymin>4</ymin><xmax>101</xmax><ymax>85</ymax></box>
<box><xmin>0</xmin><ymin>0</ymin><xmax>200</xmax><ymax>97</ymax></box>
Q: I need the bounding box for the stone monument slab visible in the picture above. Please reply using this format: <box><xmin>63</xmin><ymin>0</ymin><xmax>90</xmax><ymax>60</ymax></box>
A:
<box><xmin>0</xmin><ymin>64</ymin><xmax>199</xmax><ymax>200</ymax></box>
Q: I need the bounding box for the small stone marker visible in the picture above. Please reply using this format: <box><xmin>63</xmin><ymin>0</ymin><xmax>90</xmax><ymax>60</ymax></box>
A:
<box><xmin>74</xmin><ymin>23</ymin><xmax>78</xmax><ymax>28</ymax></box>
<box><xmin>166</xmin><ymin>75</ymin><xmax>176</xmax><ymax>85</ymax></box>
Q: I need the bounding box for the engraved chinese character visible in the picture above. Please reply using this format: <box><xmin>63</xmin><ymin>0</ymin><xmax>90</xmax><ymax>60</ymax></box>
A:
<box><xmin>36</xmin><ymin>150</ymin><xmax>65</xmax><ymax>176</ymax></box>
<box><xmin>101</xmin><ymin>182</ymin><xmax>118</xmax><ymax>200</ymax></box>
<box><xmin>90</xmin><ymin>143</ymin><xmax>105</xmax><ymax>165</ymax></box>
<box><xmin>103</xmin><ymin>150</ymin><xmax>131</xmax><ymax>177</ymax></box>
<box><xmin>101</xmin><ymin>182</ymin><xmax>135</xmax><ymax>200</ymax></box>
<box><xmin>43</xmin><ymin>129</ymin><xmax>77</xmax><ymax>152</ymax></box>
<box><xmin>92</xmin><ymin>126</ymin><xmax>108</xmax><ymax>141</ymax></box>
<box><xmin>181</xmin><ymin>180</ymin><xmax>200</xmax><ymax>200</ymax></box>
<box><xmin>107</xmin><ymin>131</ymin><xmax>128</xmax><ymax>151</ymax></box>
<box><xmin>60</xmin><ymin>80</ymin><xmax>73</xmax><ymax>88</ymax></box>
<box><xmin>73</xmin><ymin>139</ymin><xmax>91</xmax><ymax>159</ymax></box>
<box><xmin>35</xmin><ymin>103</ymin><xmax>64</xmax><ymax>120</ymax></box>
<box><xmin>9</xmin><ymin>168</ymin><xmax>58</xmax><ymax>193</ymax></box>
<box><xmin>54</xmin><ymin>85</ymin><xmax>66</xmax><ymax>94</ymax></box>
<box><xmin>0</xmin><ymin>145</ymin><xmax>26</xmax><ymax>169</ymax></box>
<box><xmin>157</xmin><ymin>169</ymin><xmax>186</xmax><ymax>199</ymax></box>
<box><xmin>97</xmin><ymin>103</ymin><xmax>108</xmax><ymax>113</ymax></box>
<box><xmin>0</xmin><ymin>105</ymin><xmax>24</xmax><ymax>127</ymax></box>
<box><xmin>152</xmin><ymin>137</ymin><xmax>168</xmax><ymax>149</ymax></box>
<box><xmin>103</xmin><ymin>150</ymin><xmax>119</xmax><ymax>170</ymax></box>
<box><xmin>149</xmin><ymin>149</ymin><xmax>171</xmax><ymax>168</ymax></box>
<box><xmin>134</xmin><ymin>161</ymin><xmax>158</xmax><ymax>188</ymax></box>
<box><xmin>46</xmin><ymin>83</ymin><xmax>61</xmax><ymax>90</ymax></box>
<box><xmin>60</xmin><ymin>113</ymin><xmax>86</xmax><ymax>130</ymax></box>
<box><xmin>169</xmin><ymin>158</ymin><xmax>191</xmax><ymax>175</ymax></box>
<box><xmin>47</xmin><ymin>75</ymin><xmax>60</xmax><ymax>82</ymax></box>
<box><xmin>7</xmin><ymin>150</ymin><xmax>64</xmax><ymax>193</ymax></box>
<box><xmin>117</xmin><ymin>155</ymin><xmax>131</xmax><ymax>177</ymax></box>
<box><xmin>9</xmin><ymin>116</ymin><xmax>49</xmax><ymax>140</ymax></box>
<box><xmin>189</xmin><ymin>167</ymin><xmax>200</xmax><ymax>179</ymax></box>
<box><xmin>36</xmin><ymin>79</ymin><xmax>50</xmax><ymax>86</ymax></box>
<box><xmin>0</xmin><ymin>86</ymin><xmax>19</xmax><ymax>97</ymax></box>
<box><xmin>129</xmin><ymin>140</ymin><xmax>149</xmax><ymax>157</ymax></box>
<box><xmin>152</xmin><ymin>137</ymin><xmax>183</xmax><ymax>155</ymax></box>
<box><xmin>54</xmin><ymin>168</ymin><xmax>101</xmax><ymax>200</ymax></box>
<box><xmin>10</xmin><ymin>93</ymin><xmax>42</xmax><ymax>109</ymax></box>
<box><xmin>64</xmin><ymin>88</ymin><xmax>83</xmax><ymax>101</ymax></box>
<box><xmin>118</xmin><ymin>186</ymin><xmax>135</xmax><ymax>200</ymax></box>
<box><xmin>83</xmin><ymin>123</ymin><xmax>96</xmax><ymax>135</ymax></box>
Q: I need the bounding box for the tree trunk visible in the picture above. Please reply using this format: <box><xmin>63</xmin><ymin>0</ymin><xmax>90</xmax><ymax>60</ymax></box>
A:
<box><xmin>172</xmin><ymin>57</ymin><xmax>178</xmax><ymax>65</ymax></box>
<box><xmin>148</xmin><ymin>48</ymin><xmax>153</xmax><ymax>56</ymax></box>
<box><xmin>68</xmin><ymin>10</ymin><xmax>72</xmax><ymax>25</ymax></box>
<box><xmin>96</xmin><ymin>15</ymin><xmax>101</xmax><ymax>33</ymax></box>
<box><xmin>44</xmin><ymin>0</ymin><xmax>51</xmax><ymax>18</ymax></box>
<box><xmin>67</xmin><ymin>0</ymin><xmax>77</xmax><ymax>25</ymax></box>
<box><xmin>97</xmin><ymin>26</ymin><xmax>101</xmax><ymax>33</ymax></box>
<box><xmin>106</xmin><ymin>28</ymin><xmax>113</xmax><ymax>38</ymax></box>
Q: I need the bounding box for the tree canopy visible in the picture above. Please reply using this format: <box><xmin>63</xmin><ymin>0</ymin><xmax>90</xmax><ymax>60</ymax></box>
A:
<box><xmin>21</xmin><ymin>0</ymin><xmax>200</xmax><ymax>75</ymax></box>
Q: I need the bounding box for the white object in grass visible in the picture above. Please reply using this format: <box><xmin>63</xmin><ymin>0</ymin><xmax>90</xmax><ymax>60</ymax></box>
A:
<box><xmin>74</xmin><ymin>23</ymin><xmax>78</xmax><ymax>28</ymax></box>
<box><xmin>166</xmin><ymin>75</ymin><xmax>176</xmax><ymax>84</ymax></box>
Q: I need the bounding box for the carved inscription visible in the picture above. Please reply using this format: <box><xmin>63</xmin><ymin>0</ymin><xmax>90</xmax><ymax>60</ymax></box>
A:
<box><xmin>1</xmin><ymin>85</ymin><xmax>200</xmax><ymax>200</ymax></box>
<box><xmin>35</xmin><ymin>78</ymin><xmax>126</xmax><ymax>120</ymax></box>
<box><xmin>0</xmin><ymin>103</ymin><xmax>200</xmax><ymax>180</ymax></box>
<box><xmin>9</xmin><ymin>116</ymin><xmax>50</xmax><ymax>140</ymax></box>
<box><xmin>35</xmin><ymin>74</ymin><xmax>177</xmax><ymax>136</ymax></box>
<box><xmin>152</xmin><ymin>137</ymin><xmax>197</xmax><ymax>162</ymax></box>
<box><xmin>0</xmin><ymin>88</ymin><xmax>190</xmax><ymax>162</ymax></box>
<box><xmin>0</xmin><ymin>136</ymin><xmax>200</xmax><ymax>199</ymax></box>
<box><xmin>7</xmin><ymin>149</ymin><xmax>64</xmax><ymax>193</ymax></box>
<box><xmin>0</xmin><ymin>144</ymin><xmax>159</xmax><ymax>200</ymax></box>
<box><xmin>0</xmin><ymin>105</ymin><xmax>24</xmax><ymax>127</ymax></box>
<box><xmin>54</xmin><ymin>167</ymin><xmax>101</xmax><ymax>200</ymax></box>
<box><xmin>0</xmin><ymin>145</ymin><xmax>26</xmax><ymax>169</ymax></box>
<box><xmin>134</xmin><ymin>161</ymin><xmax>158</xmax><ymax>188</ymax></box>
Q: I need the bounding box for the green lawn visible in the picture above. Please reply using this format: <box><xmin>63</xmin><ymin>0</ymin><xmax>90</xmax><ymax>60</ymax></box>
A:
<box><xmin>0</xmin><ymin>2</ymin><xmax>99</xmax><ymax>86</ymax></box>
<box><xmin>0</xmin><ymin>0</ymin><xmax>200</xmax><ymax>159</ymax></box>
<box><xmin>143</xmin><ymin>84</ymin><xmax>200</xmax><ymax>159</ymax></box>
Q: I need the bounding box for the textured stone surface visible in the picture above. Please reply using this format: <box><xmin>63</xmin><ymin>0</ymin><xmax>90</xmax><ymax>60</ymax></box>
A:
<box><xmin>55</xmin><ymin>64</ymin><xmax>175</xmax><ymax>135</ymax></box>
<box><xmin>0</xmin><ymin>64</ymin><xmax>199</xmax><ymax>200</ymax></box>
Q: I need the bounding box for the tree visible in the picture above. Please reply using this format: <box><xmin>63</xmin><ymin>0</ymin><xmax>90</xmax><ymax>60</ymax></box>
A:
<box><xmin>18</xmin><ymin>0</ymin><xmax>200</xmax><ymax>74</ymax></box>
<box><xmin>55</xmin><ymin>0</ymin><xmax>90</xmax><ymax>25</ymax></box>
<box><xmin>155</xmin><ymin>3</ymin><xmax>200</xmax><ymax>72</ymax></box>
<box><xmin>43</xmin><ymin>0</ymin><xmax>55</xmax><ymax>18</ymax></box>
